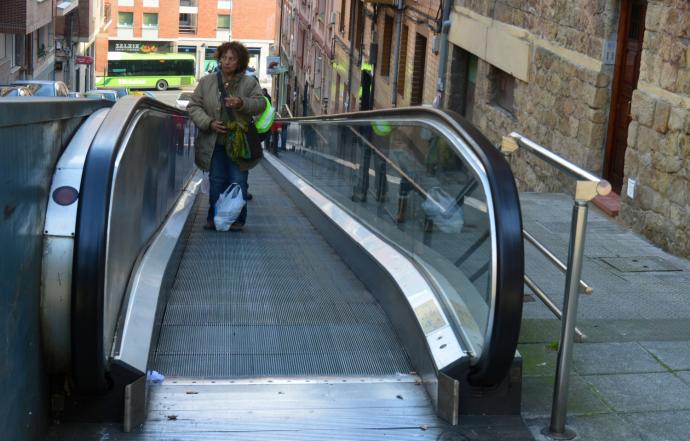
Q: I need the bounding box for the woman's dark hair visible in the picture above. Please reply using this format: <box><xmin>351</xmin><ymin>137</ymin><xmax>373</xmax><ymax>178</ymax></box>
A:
<box><xmin>215</xmin><ymin>41</ymin><xmax>250</xmax><ymax>74</ymax></box>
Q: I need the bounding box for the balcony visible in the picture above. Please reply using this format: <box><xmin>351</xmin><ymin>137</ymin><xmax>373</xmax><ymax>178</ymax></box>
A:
<box><xmin>56</xmin><ymin>0</ymin><xmax>79</xmax><ymax>16</ymax></box>
<box><xmin>179</xmin><ymin>24</ymin><xmax>197</xmax><ymax>34</ymax></box>
<box><xmin>179</xmin><ymin>13</ymin><xmax>197</xmax><ymax>34</ymax></box>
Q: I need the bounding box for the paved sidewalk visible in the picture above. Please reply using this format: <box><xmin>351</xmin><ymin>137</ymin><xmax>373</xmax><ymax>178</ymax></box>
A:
<box><xmin>518</xmin><ymin>193</ymin><xmax>690</xmax><ymax>441</ymax></box>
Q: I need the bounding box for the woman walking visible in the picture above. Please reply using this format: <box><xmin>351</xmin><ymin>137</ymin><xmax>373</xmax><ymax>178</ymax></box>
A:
<box><xmin>188</xmin><ymin>41</ymin><xmax>265</xmax><ymax>231</ymax></box>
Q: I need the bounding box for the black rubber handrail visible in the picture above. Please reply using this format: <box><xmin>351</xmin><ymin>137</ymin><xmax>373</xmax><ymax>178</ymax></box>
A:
<box><xmin>72</xmin><ymin>96</ymin><xmax>186</xmax><ymax>393</ymax></box>
<box><xmin>278</xmin><ymin>107</ymin><xmax>524</xmax><ymax>387</ymax></box>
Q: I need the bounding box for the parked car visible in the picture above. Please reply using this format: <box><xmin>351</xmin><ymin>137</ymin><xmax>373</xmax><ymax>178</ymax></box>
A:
<box><xmin>100</xmin><ymin>87</ymin><xmax>129</xmax><ymax>98</ymax></box>
<box><xmin>84</xmin><ymin>90</ymin><xmax>119</xmax><ymax>102</ymax></box>
<box><xmin>0</xmin><ymin>85</ymin><xmax>34</xmax><ymax>97</ymax></box>
<box><xmin>175</xmin><ymin>92</ymin><xmax>193</xmax><ymax>110</ymax></box>
<box><xmin>11</xmin><ymin>80</ymin><xmax>69</xmax><ymax>97</ymax></box>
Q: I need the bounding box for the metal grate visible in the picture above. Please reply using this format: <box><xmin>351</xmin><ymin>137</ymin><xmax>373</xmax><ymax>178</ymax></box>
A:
<box><xmin>153</xmin><ymin>166</ymin><xmax>412</xmax><ymax>377</ymax></box>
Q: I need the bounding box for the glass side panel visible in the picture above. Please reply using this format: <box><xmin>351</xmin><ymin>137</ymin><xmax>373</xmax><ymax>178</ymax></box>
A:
<box><xmin>278</xmin><ymin>118</ymin><xmax>493</xmax><ymax>358</ymax></box>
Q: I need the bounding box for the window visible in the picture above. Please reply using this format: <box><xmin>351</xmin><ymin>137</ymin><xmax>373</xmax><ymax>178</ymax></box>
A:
<box><xmin>380</xmin><ymin>15</ymin><xmax>393</xmax><ymax>77</ymax></box>
<box><xmin>118</xmin><ymin>12</ymin><xmax>134</xmax><ymax>27</ymax></box>
<box><xmin>217</xmin><ymin>15</ymin><xmax>231</xmax><ymax>30</ymax></box>
<box><xmin>353</xmin><ymin>0</ymin><xmax>364</xmax><ymax>51</ymax></box>
<box><xmin>339</xmin><ymin>0</ymin><xmax>346</xmax><ymax>33</ymax></box>
<box><xmin>448</xmin><ymin>46</ymin><xmax>477</xmax><ymax>120</ymax></box>
<box><xmin>396</xmin><ymin>24</ymin><xmax>409</xmax><ymax>97</ymax></box>
<box><xmin>318</xmin><ymin>0</ymin><xmax>326</xmax><ymax>21</ymax></box>
<box><xmin>143</xmin><ymin>13</ymin><xmax>158</xmax><ymax>28</ymax></box>
<box><xmin>410</xmin><ymin>33</ymin><xmax>427</xmax><ymax>105</ymax></box>
<box><xmin>0</xmin><ymin>34</ymin><xmax>6</xmax><ymax>60</ymax></box>
<box><xmin>36</xmin><ymin>24</ymin><xmax>53</xmax><ymax>59</ymax></box>
<box><xmin>491</xmin><ymin>67</ymin><xmax>515</xmax><ymax>114</ymax></box>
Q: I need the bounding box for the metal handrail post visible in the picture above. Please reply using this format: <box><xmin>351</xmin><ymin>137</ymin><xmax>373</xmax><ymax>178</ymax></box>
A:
<box><xmin>543</xmin><ymin>200</ymin><xmax>589</xmax><ymax>440</ymax></box>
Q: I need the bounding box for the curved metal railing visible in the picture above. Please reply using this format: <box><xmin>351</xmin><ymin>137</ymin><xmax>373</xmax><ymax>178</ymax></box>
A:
<box><xmin>274</xmin><ymin>107</ymin><xmax>524</xmax><ymax>386</ymax></box>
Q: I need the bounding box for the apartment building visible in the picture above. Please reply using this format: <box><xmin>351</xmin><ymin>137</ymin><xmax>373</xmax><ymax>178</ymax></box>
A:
<box><xmin>55</xmin><ymin>0</ymin><xmax>106</xmax><ymax>92</ymax></box>
<box><xmin>0</xmin><ymin>0</ymin><xmax>57</xmax><ymax>83</ymax></box>
<box><xmin>280</xmin><ymin>0</ymin><xmax>443</xmax><ymax>116</ymax></box>
<box><xmin>101</xmin><ymin>0</ymin><xmax>276</xmax><ymax>88</ymax></box>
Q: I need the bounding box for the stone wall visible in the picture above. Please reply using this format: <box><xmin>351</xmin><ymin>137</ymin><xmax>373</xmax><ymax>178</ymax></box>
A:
<box><xmin>449</xmin><ymin>40</ymin><xmax>613</xmax><ymax>194</ymax></box>
<box><xmin>619</xmin><ymin>0</ymin><xmax>690</xmax><ymax>257</ymax></box>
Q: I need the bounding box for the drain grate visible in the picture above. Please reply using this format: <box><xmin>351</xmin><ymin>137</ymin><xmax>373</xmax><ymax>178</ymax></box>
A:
<box><xmin>600</xmin><ymin>256</ymin><xmax>681</xmax><ymax>272</ymax></box>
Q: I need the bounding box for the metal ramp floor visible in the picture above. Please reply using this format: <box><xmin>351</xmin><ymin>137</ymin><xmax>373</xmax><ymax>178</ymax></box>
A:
<box><xmin>153</xmin><ymin>163</ymin><xmax>412</xmax><ymax>377</ymax></box>
<box><xmin>47</xmin><ymin>163</ymin><xmax>457</xmax><ymax>440</ymax></box>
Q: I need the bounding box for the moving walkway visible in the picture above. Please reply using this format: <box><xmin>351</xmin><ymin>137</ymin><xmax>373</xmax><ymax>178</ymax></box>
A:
<box><xmin>36</xmin><ymin>96</ymin><xmax>524</xmax><ymax>439</ymax></box>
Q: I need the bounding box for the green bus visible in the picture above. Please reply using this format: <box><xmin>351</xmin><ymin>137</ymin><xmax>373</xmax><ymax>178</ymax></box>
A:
<box><xmin>96</xmin><ymin>52</ymin><xmax>196</xmax><ymax>91</ymax></box>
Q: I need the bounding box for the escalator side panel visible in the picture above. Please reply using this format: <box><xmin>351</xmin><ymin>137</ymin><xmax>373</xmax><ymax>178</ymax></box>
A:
<box><xmin>73</xmin><ymin>97</ymin><xmax>196</xmax><ymax>393</ymax></box>
<box><xmin>263</xmin><ymin>154</ymin><xmax>469</xmax><ymax>413</ymax></box>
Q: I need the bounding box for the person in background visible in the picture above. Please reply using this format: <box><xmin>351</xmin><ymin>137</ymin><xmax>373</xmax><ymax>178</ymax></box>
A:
<box><xmin>280</xmin><ymin>121</ymin><xmax>289</xmax><ymax>151</ymax></box>
<box><xmin>188</xmin><ymin>41</ymin><xmax>265</xmax><ymax>232</ymax></box>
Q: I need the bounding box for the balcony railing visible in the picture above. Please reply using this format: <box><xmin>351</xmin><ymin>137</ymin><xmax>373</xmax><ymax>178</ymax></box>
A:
<box><xmin>178</xmin><ymin>24</ymin><xmax>197</xmax><ymax>34</ymax></box>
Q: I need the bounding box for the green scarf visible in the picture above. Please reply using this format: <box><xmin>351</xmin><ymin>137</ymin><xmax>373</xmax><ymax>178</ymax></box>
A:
<box><xmin>225</xmin><ymin>119</ymin><xmax>250</xmax><ymax>162</ymax></box>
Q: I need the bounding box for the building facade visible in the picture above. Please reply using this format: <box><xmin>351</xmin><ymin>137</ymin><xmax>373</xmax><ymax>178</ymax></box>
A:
<box><xmin>55</xmin><ymin>0</ymin><xmax>106</xmax><ymax>92</ymax></box>
<box><xmin>0</xmin><ymin>0</ymin><xmax>57</xmax><ymax>84</ymax></box>
<box><xmin>101</xmin><ymin>0</ymin><xmax>276</xmax><ymax>89</ymax></box>
<box><xmin>281</xmin><ymin>0</ymin><xmax>689</xmax><ymax>257</ymax></box>
<box><xmin>444</xmin><ymin>0</ymin><xmax>689</xmax><ymax>257</ymax></box>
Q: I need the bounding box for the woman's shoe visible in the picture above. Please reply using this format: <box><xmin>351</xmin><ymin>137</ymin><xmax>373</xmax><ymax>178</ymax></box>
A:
<box><xmin>203</xmin><ymin>221</ymin><xmax>215</xmax><ymax>230</ymax></box>
<box><xmin>229</xmin><ymin>222</ymin><xmax>244</xmax><ymax>232</ymax></box>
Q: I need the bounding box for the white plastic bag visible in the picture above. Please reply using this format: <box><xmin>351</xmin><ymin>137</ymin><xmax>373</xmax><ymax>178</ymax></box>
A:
<box><xmin>213</xmin><ymin>183</ymin><xmax>245</xmax><ymax>231</ymax></box>
<box><xmin>421</xmin><ymin>187</ymin><xmax>464</xmax><ymax>234</ymax></box>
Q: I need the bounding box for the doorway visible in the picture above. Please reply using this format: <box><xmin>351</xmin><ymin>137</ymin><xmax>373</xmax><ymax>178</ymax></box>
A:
<box><xmin>604</xmin><ymin>0</ymin><xmax>647</xmax><ymax>193</ymax></box>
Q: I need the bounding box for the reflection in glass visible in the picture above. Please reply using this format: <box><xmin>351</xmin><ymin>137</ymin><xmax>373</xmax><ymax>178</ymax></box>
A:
<box><xmin>278</xmin><ymin>119</ymin><xmax>493</xmax><ymax>358</ymax></box>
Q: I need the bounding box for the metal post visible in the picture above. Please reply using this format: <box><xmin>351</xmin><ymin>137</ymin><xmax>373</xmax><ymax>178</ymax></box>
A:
<box><xmin>543</xmin><ymin>200</ymin><xmax>589</xmax><ymax>440</ymax></box>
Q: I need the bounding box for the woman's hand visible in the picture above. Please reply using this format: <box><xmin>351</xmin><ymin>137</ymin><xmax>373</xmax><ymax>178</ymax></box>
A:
<box><xmin>210</xmin><ymin>120</ymin><xmax>227</xmax><ymax>134</ymax></box>
<box><xmin>224</xmin><ymin>96</ymin><xmax>243</xmax><ymax>109</ymax></box>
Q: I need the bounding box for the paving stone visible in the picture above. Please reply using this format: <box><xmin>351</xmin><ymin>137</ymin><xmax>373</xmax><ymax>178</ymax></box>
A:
<box><xmin>573</xmin><ymin>342</ymin><xmax>666</xmax><ymax>375</ymax></box>
<box><xmin>576</xmin><ymin>319</ymin><xmax>690</xmax><ymax>343</ymax></box>
<box><xmin>623</xmin><ymin>410</ymin><xmax>690</xmax><ymax>441</ymax></box>
<box><xmin>521</xmin><ymin>375</ymin><xmax>610</xmax><ymax>419</ymax></box>
<box><xmin>639</xmin><ymin>341</ymin><xmax>690</xmax><ymax>370</ymax></box>
<box><xmin>585</xmin><ymin>373</ymin><xmax>690</xmax><ymax>412</ymax></box>
<box><xmin>676</xmin><ymin>371</ymin><xmax>690</xmax><ymax>386</ymax></box>
<box><xmin>525</xmin><ymin>414</ymin><xmax>645</xmax><ymax>441</ymax></box>
<box><xmin>518</xmin><ymin>343</ymin><xmax>558</xmax><ymax>377</ymax></box>
<box><xmin>519</xmin><ymin>319</ymin><xmax>562</xmax><ymax>344</ymax></box>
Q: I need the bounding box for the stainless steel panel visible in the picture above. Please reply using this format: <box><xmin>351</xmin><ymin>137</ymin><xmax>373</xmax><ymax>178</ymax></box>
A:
<box><xmin>41</xmin><ymin>109</ymin><xmax>110</xmax><ymax>373</ymax></box>
<box><xmin>0</xmin><ymin>99</ymin><xmax>109</xmax><ymax>441</ymax></box>
<box><xmin>101</xmin><ymin>108</ymin><xmax>196</xmax><ymax>361</ymax></box>
<box><xmin>113</xmin><ymin>173</ymin><xmax>201</xmax><ymax>373</ymax></box>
